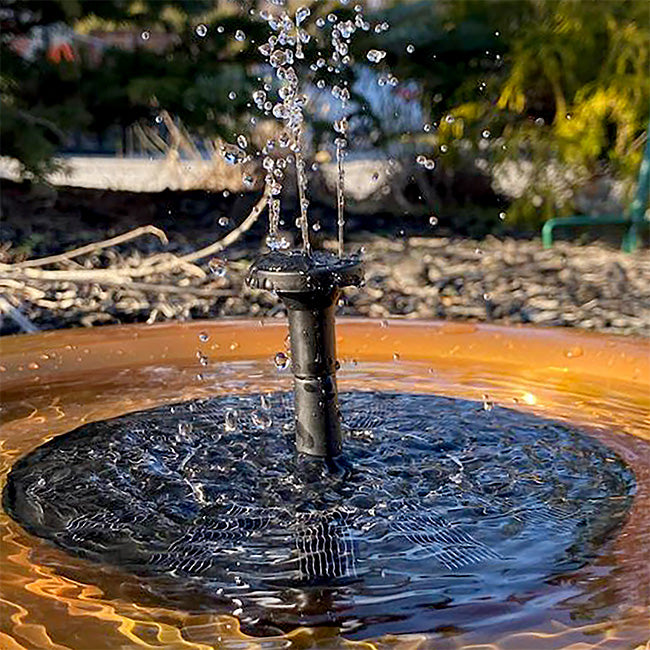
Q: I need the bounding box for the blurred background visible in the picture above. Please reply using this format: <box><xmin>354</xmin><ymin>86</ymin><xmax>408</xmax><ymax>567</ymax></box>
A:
<box><xmin>1</xmin><ymin>0</ymin><xmax>648</xmax><ymax>336</ymax></box>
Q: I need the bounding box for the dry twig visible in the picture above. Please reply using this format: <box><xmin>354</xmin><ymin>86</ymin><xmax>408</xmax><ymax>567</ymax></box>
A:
<box><xmin>0</xmin><ymin>186</ymin><xmax>270</xmax><ymax>331</ymax></box>
<box><xmin>13</xmin><ymin>225</ymin><xmax>168</xmax><ymax>269</ymax></box>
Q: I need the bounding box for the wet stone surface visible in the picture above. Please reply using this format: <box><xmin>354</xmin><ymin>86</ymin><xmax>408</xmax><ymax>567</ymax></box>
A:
<box><xmin>4</xmin><ymin>392</ymin><xmax>635</xmax><ymax>636</ymax></box>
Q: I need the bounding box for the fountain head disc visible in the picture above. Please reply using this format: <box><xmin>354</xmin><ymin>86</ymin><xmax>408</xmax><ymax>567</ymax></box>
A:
<box><xmin>247</xmin><ymin>251</ymin><xmax>364</xmax><ymax>461</ymax></box>
<box><xmin>246</xmin><ymin>250</ymin><xmax>364</xmax><ymax>296</ymax></box>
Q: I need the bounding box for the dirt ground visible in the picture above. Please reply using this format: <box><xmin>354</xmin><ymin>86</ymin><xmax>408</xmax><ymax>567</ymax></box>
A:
<box><xmin>1</xmin><ymin>181</ymin><xmax>648</xmax><ymax>338</ymax></box>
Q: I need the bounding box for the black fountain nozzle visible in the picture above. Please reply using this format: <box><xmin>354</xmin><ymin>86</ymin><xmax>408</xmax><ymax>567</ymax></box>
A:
<box><xmin>247</xmin><ymin>250</ymin><xmax>364</xmax><ymax>462</ymax></box>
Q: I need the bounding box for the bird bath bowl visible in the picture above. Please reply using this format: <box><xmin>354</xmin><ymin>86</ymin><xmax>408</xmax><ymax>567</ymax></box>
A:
<box><xmin>1</xmin><ymin>319</ymin><xmax>649</xmax><ymax>649</ymax></box>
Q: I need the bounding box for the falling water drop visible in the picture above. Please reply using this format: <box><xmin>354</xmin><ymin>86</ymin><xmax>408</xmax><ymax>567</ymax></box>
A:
<box><xmin>208</xmin><ymin>258</ymin><xmax>227</xmax><ymax>277</ymax></box>
<box><xmin>274</xmin><ymin>351</ymin><xmax>290</xmax><ymax>369</ymax></box>
<box><xmin>565</xmin><ymin>346</ymin><xmax>584</xmax><ymax>358</ymax></box>
<box><xmin>295</xmin><ymin>6</ymin><xmax>310</xmax><ymax>25</ymax></box>
<box><xmin>177</xmin><ymin>421</ymin><xmax>193</xmax><ymax>437</ymax></box>
<box><xmin>429</xmin><ymin>216</ymin><xmax>438</xmax><ymax>226</ymax></box>
<box><xmin>195</xmin><ymin>24</ymin><xmax>207</xmax><ymax>37</ymax></box>
<box><xmin>224</xmin><ymin>409</ymin><xmax>238</xmax><ymax>432</ymax></box>
<box><xmin>235</xmin><ymin>30</ymin><xmax>246</xmax><ymax>42</ymax></box>
<box><xmin>252</xmin><ymin>410</ymin><xmax>272</xmax><ymax>430</ymax></box>
<box><xmin>366</xmin><ymin>49</ymin><xmax>386</xmax><ymax>63</ymax></box>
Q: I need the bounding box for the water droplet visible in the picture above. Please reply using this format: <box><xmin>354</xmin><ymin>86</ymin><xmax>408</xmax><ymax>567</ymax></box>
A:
<box><xmin>196</xmin><ymin>351</ymin><xmax>209</xmax><ymax>367</ymax></box>
<box><xmin>141</xmin><ymin>30</ymin><xmax>150</xmax><ymax>41</ymax></box>
<box><xmin>440</xmin><ymin>144</ymin><xmax>448</xmax><ymax>153</ymax></box>
<box><xmin>429</xmin><ymin>215</ymin><xmax>438</xmax><ymax>226</ymax></box>
<box><xmin>252</xmin><ymin>410</ymin><xmax>272</xmax><ymax>430</ymax></box>
<box><xmin>406</xmin><ymin>44</ymin><xmax>415</xmax><ymax>53</ymax></box>
<box><xmin>481</xmin><ymin>129</ymin><xmax>491</xmax><ymax>139</ymax></box>
<box><xmin>423</xmin><ymin>123</ymin><xmax>431</xmax><ymax>132</ymax></box>
<box><xmin>266</xmin><ymin>234</ymin><xmax>290</xmax><ymax>251</ymax></box>
<box><xmin>199</xmin><ymin>331</ymin><xmax>209</xmax><ymax>342</ymax></box>
<box><xmin>482</xmin><ymin>394</ymin><xmax>494</xmax><ymax>411</ymax></box>
<box><xmin>274</xmin><ymin>351</ymin><xmax>290</xmax><ymax>369</ymax></box>
<box><xmin>218</xmin><ymin>216</ymin><xmax>230</xmax><ymax>227</ymax></box>
<box><xmin>27</xmin><ymin>362</ymin><xmax>39</xmax><ymax>370</ymax></box>
<box><xmin>195</xmin><ymin>24</ymin><xmax>207</xmax><ymax>37</ymax></box>
<box><xmin>296</xmin><ymin>6</ymin><xmax>311</xmax><ymax>24</ymax></box>
<box><xmin>235</xmin><ymin>30</ymin><xmax>246</xmax><ymax>42</ymax></box>
<box><xmin>416</xmin><ymin>155</ymin><xmax>435</xmax><ymax>170</ymax></box>
<box><xmin>565</xmin><ymin>346</ymin><xmax>584</xmax><ymax>358</ymax></box>
<box><xmin>393</xmin><ymin>352</ymin><xmax>400</xmax><ymax>361</ymax></box>
<box><xmin>228</xmin><ymin>91</ymin><xmax>237</xmax><ymax>100</ymax></box>
<box><xmin>237</xmin><ymin>134</ymin><xmax>248</xmax><ymax>149</ymax></box>
<box><xmin>366</xmin><ymin>49</ymin><xmax>386</xmax><ymax>63</ymax></box>
<box><xmin>178</xmin><ymin>421</ymin><xmax>193</xmax><ymax>436</ymax></box>
<box><xmin>208</xmin><ymin>257</ymin><xmax>227</xmax><ymax>277</ymax></box>
<box><xmin>272</xmin><ymin>103</ymin><xmax>288</xmax><ymax>119</ymax></box>
<box><xmin>224</xmin><ymin>409</ymin><xmax>238</xmax><ymax>432</ymax></box>
<box><xmin>499</xmin><ymin>211</ymin><xmax>506</xmax><ymax>220</ymax></box>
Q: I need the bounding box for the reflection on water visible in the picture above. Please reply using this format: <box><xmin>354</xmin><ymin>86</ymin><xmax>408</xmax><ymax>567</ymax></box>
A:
<box><xmin>0</xmin><ymin>321</ymin><xmax>649</xmax><ymax>649</ymax></box>
<box><xmin>3</xmin><ymin>393</ymin><xmax>636</xmax><ymax>637</ymax></box>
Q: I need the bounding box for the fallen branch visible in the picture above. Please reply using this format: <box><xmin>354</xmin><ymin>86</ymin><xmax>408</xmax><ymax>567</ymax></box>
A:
<box><xmin>135</xmin><ymin>185</ymin><xmax>271</xmax><ymax>272</ymax></box>
<box><xmin>0</xmin><ymin>185</ymin><xmax>269</xmax><ymax>329</ymax></box>
<box><xmin>0</xmin><ymin>270</ymin><xmax>231</xmax><ymax>297</ymax></box>
<box><xmin>14</xmin><ymin>225</ymin><xmax>169</xmax><ymax>269</ymax></box>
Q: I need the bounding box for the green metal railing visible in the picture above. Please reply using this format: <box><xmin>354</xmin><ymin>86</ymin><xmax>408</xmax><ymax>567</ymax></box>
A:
<box><xmin>542</xmin><ymin>122</ymin><xmax>650</xmax><ymax>253</ymax></box>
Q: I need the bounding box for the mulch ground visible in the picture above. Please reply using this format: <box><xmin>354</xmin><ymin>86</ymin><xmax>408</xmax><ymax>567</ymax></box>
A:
<box><xmin>1</xmin><ymin>181</ymin><xmax>648</xmax><ymax>337</ymax></box>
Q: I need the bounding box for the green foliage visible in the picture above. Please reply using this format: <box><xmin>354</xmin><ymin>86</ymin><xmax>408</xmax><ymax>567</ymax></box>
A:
<box><xmin>375</xmin><ymin>0</ymin><xmax>650</xmax><ymax>227</ymax></box>
<box><xmin>0</xmin><ymin>0</ymin><xmax>261</xmax><ymax>179</ymax></box>
<box><xmin>2</xmin><ymin>0</ymin><xmax>648</xmax><ymax>233</ymax></box>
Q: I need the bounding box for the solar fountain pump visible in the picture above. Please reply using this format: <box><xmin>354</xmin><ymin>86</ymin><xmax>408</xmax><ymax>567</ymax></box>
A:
<box><xmin>247</xmin><ymin>250</ymin><xmax>364</xmax><ymax>465</ymax></box>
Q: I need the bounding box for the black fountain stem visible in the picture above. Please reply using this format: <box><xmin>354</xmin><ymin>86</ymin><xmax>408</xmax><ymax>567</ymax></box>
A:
<box><xmin>247</xmin><ymin>251</ymin><xmax>364</xmax><ymax>462</ymax></box>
